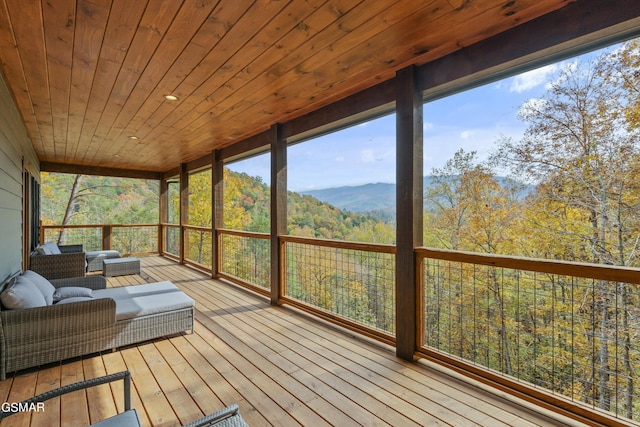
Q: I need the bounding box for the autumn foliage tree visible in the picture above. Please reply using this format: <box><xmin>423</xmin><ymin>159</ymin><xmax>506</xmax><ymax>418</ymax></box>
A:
<box><xmin>493</xmin><ymin>42</ymin><xmax>640</xmax><ymax>416</ymax></box>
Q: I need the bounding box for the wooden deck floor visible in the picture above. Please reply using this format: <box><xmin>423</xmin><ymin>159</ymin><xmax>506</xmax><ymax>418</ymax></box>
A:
<box><xmin>0</xmin><ymin>256</ymin><xmax>590</xmax><ymax>427</ymax></box>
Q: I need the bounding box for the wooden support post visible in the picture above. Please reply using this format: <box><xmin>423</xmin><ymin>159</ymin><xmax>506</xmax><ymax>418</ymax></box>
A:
<box><xmin>270</xmin><ymin>124</ymin><xmax>286</xmax><ymax>305</ymax></box>
<box><xmin>395</xmin><ymin>65</ymin><xmax>423</xmax><ymax>361</ymax></box>
<box><xmin>159</xmin><ymin>178</ymin><xmax>168</xmax><ymax>255</ymax></box>
<box><xmin>179</xmin><ymin>163</ymin><xmax>189</xmax><ymax>264</ymax></box>
<box><xmin>102</xmin><ymin>225</ymin><xmax>112</xmax><ymax>250</ymax></box>
<box><xmin>212</xmin><ymin>150</ymin><xmax>223</xmax><ymax>278</ymax></box>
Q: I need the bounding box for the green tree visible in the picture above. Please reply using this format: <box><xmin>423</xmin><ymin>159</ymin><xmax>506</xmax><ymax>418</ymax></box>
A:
<box><xmin>494</xmin><ymin>43</ymin><xmax>640</xmax><ymax>416</ymax></box>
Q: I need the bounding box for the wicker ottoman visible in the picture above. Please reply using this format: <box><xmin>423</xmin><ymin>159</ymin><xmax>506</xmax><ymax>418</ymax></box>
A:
<box><xmin>103</xmin><ymin>257</ymin><xmax>140</xmax><ymax>277</ymax></box>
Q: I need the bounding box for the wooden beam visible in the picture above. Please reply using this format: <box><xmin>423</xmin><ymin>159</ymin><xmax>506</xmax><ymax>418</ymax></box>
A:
<box><xmin>212</xmin><ymin>150</ymin><xmax>223</xmax><ymax>279</ymax></box>
<box><xmin>159</xmin><ymin>178</ymin><xmax>168</xmax><ymax>255</ymax></box>
<box><xmin>40</xmin><ymin>162</ymin><xmax>163</xmax><ymax>180</ymax></box>
<box><xmin>270</xmin><ymin>124</ymin><xmax>286</xmax><ymax>305</ymax></box>
<box><xmin>179</xmin><ymin>163</ymin><xmax>189</xmax><ymax>265</ymax></box>
<box><xmin>395</xmin><ymin>65</ymin><xmax>423</xmax><ymax>361</ymax></box>
<box><xmin>419</xmin><ymin>0</ymin><xmax>640</xmax><ymax>100</ymax></box>
<box><xmin>220</xmin><ymin>129</ymin><xmax>272</xmax><ymax>162</ymax></box>
<box><xmin>281</xmin><ymin>79</ymin><xmax>396</xmax><ymax>143</ymax></box>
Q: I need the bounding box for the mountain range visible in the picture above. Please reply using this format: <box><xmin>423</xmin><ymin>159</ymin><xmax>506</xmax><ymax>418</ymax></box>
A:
<box><xmin>301</xmin><ymin>177</ymin><xmax>533</xmax><ymax>215</ymax></box>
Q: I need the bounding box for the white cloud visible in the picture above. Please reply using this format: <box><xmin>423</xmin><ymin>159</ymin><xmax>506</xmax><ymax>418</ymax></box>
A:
<box><xmin>360</xmin><ymin>149</ymin><xmax>375</xmax><ymax>163</ymax></box>
<box><xmin>335</xmin><ymin>155</ymin><xmax>345</xmax><ymax>162</ymax></box>
<box><xmin>510</xmin><ymin>64</ymin><xmax>558</xmax><ymax>93</ymax></box>
<box><xmin>460</xmin><ymin>130</ymin><xmax>473</xmax><ymax>139</ymax></box>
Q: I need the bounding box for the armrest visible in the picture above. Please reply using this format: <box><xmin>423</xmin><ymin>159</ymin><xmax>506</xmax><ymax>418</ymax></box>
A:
<box><xmin>183</xmin><ymin>404</ymin><xmax>249</xmax><ymax>427</ymax></box>
<box><xmin>0</xmin><ymin>371</ymin><xmax>131</xmax><ymax>419</ymax></box>
<box><xmin>59</xmin><ymin>244</ymin><xmax>83</xmax><ymax>253</ymax></box>
<box><xmin>49</xmin><ymin>275</ymin><xmax>107</xmax><ymax>290</ymax></box>
<box><xmin>0</xmin><ymin>298</ymin><xmax>116</xmax><ymax>338</ymax></box>
<box><xmin>29</xmin><ymin>252</ymin><xmax>86</xmax><ymax>279</ymax></box>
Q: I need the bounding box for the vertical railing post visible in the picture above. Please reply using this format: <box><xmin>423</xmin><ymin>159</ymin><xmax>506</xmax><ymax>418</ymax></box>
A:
<box><xmin>212</xmin><ymin>149</ymin><xmax>223</xmax><ymax>278</ymax></box>
<box><xmin>270</xmin><ymin>124</ymin><xmax>286</xmax><ymax>305</ymax></box>
<box><xmin>396</xmin><ymin>65</ymin><xmax>423</xmax><ymax>361</ymax></box>
<box><xmin>102</xmin><ymin>225</ymin><xmax>112</xmax><ymax>250</ymax></box>
<box><xmin>159</xmin><ymin>178</ymin><xmax>168</xmax><ymax>255</ymax></box>
<box><xmin>179</xmin><ymin>163</ymin><xmax>189</xmax><ymax>264</ymax></box>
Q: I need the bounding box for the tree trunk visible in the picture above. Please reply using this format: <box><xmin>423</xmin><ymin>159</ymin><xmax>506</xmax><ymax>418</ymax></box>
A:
<box><xmin>58</xmin><ymin>175</ymin><xmax>83</xmax><ymax>245</ymax></box>
<box><xmin>598</xmin><ymin>288</ymin><xmax>611</xmax><ymax>412</ymax></box>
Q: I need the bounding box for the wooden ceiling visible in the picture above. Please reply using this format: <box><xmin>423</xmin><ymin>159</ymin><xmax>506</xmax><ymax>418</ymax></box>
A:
<box><xmin>0</xmin><ymin>0</ymin><xmax>604</xmax><ymax>174</ymax></box>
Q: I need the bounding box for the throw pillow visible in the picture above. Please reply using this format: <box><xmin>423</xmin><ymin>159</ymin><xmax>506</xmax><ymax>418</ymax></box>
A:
<box><xmin>41</xmin><ymin>242</ymin><xmax>61</xmax><ymax>255</ymax></box>
<box><xmin>53</xmin><ymin>287</ymin><xmax>93</xmax><ymax>303</ymax></box>
<box><xmin>0</xmin><ymin>276</ymin><xmax>47</xmax><ymax>309</ymax></box>
<box><xmin>55</xmin><ymin>296</ymin><xmax>94</xmax><ymax>304</ymax></box>
<box><xmin>22</xmin><ymin>270</ymin><xmax>55</xmax><ymax>305</ymax></box>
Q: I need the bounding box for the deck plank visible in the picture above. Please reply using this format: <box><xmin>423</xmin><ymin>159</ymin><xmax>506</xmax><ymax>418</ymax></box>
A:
<box><xmin>119</xmin><ymin>345</ymin><xmax>179</xmax><ymax>426</ymax></box>
<box><xmin>82</xmin><ymin>357</ymin><xmax>116</xmax><ymax>425</ymax></box>
<box><xmin>0</xmin><ymin>256</ymin><xmax>592</xmax><ymax>427</ymax></box>
<box><xmin>60</xmin><ymin>361</ymin><xmax>90</xmax><ymax>427</ymax></box>
<box><xmin>32</xmin><ymin>365</ymin><xmax>61</xmax><ymax>427</ymax></box>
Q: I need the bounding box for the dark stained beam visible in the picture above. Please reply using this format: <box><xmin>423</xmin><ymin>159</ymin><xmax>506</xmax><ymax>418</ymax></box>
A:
<box><xmin>41</xmin><ymin>162</ymin><xmax>163</xmax><ymax>180</ymax></box>
<box><xmin>212</xmin><ymin>149</ymin><xmax>223</xmax><ymax>279</ymax></box>
<box><xmin>270</xmin><ymin>124</ymin><xmax>286</xmax><ymax>305</ymax></box>
<box><xmin>159</xmin><ymin>178</ymin><xmax>168</xmax><ymax>254</ymax></box>
<box><xmin>220</xmin><ymin>129</ymin><xmax>273</xmax><ymax>162</ymax></box>
<box><xmin>395</xmin><ymin>65</ymin><xmax>423</xmax><ymax>361</ymax></box>
<box><xmin>419</xmin><ymin>0</ymin><xmax>640</xmax><ymax>100</ymax></box>
<box><xmin>281</xmin><ymin>79</ymin><xmax>396</xmax><ymax>143</ymax></box>
<box><xmin>179</xmin><ymin>163</ymin><xmax>189</xmax><ymax>265</ymax></box>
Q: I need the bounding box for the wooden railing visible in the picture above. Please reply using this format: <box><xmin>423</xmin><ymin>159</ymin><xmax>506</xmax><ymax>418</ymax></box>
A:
<box><xmin>417</xmin><ymin>247</ymin><xmax>640</xmax><ymax>425</ymax></box>
<box><xmin>280</xmin><ymin>235</ymin><xmax>396</xmax><ymax>345</ymax></box>
<box><xmin>216</xmin><ymin>228</ymin><xmax>270</xmax><ymax>294</ymax></box>
<box><xmin>41</xmin><ymin>222</ymin><xmax>640</xmax><ymax>424</ymax></box>
<box><xmin>41</xmin><ymin>223</ymin><xmax>160</xmax><ymax>256</ymax></box>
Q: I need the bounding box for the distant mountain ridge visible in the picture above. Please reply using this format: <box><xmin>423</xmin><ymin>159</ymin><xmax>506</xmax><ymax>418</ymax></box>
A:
<box><xmin>302</xmin><ymin>182</ymin><xmax>396</xmax><ymax>213</ymax></box>
<box><xmin>301</xmin><ymin>177</ymin><xmax>533</xmax><ymax>214</ymax></box>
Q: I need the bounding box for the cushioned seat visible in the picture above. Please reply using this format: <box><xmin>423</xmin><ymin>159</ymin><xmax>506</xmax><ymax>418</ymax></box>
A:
<box><xmin>93</xmin><ymin>281</ymin><xmax>195</xmax><ymax>321</ymax></box>
<box><xmin>86</xmin><ymin>250</ymin><xmax>122</xmax><ymax>272</ymax></box>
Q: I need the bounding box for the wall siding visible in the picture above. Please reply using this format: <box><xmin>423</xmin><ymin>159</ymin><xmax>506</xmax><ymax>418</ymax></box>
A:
<box><xmin>0</xmin><ymin>72</ymin><xmax>39</xmax><ymax>280</ymax></box>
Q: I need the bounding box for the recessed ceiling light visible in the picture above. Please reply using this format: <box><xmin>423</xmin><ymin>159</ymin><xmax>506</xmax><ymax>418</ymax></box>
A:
<box><xmin>129</xmin><ymin>135</ymin><xmax>139</xmax><ymax>140</ymax></box>
<box><xmin>163</xmin><ymin>94</ymin><xmax>179</xmax><ymax>101</ymax></box>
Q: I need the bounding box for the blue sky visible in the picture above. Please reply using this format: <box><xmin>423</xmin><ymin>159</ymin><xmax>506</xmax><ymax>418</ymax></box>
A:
<box><xmin>227</xmin><ymin>48</ymin><xmax>607</xmax><ymax>192</ymax></box>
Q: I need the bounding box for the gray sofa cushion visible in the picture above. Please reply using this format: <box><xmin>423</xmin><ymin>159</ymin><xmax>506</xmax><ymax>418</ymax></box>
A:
<box><xmin>53</xmin><ymin>286</ymin><xmax>93</xmax><ymax>303</ymax></box>
<box><xmin>1</xmin><ymin>276</ymin><xmax>47</xmax><ymax>309</ymax></box>
<box><xmin>85</xmin><ymin>250</ymin><xmax>121</xmax><ymax>262</ymax></box>
<box><xmin>56</xmin><ymin>296</ymin><xmax>95</xmax><ymax>304</ymax></box>
<box><xmin>92</xmin><ymin>281</ymin><xmax>194</xmax><ymax>321</ymax></box>
<box><xmin>36</xmin><ymin>242</ymin><xmax>61</xmax><ymax>255</ymax></box>
<box><xmin>22</xmin><ymin>270</ymin><xmax>56</xmax><ymax>305</ymax></box>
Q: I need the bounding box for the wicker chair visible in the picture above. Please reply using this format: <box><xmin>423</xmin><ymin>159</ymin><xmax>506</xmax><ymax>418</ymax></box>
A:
<box><xmin>0</xmin><ymin>371</ymin><xmax>139</xmax><ymax>426</ymax></box>
<box><xmin>0</xmin><ymin>274</ymin><xmax>194</xmax><ymax>380</ymax></box>
<box><xmin>29</xmin><ymin>243</ymin><xmax>86</xmax><ymax>279</ymax></box>
<box><xmin>0</xmin><ymin>371</ymin><xmax>249</xmax><ymax>427</ymax></box>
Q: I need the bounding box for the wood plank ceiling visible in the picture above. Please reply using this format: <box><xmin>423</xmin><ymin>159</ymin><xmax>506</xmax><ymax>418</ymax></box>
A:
<box><xmin>0</xmin><ymin>0</ymin><xmax>571</xmax><ymax>174</ymax></box>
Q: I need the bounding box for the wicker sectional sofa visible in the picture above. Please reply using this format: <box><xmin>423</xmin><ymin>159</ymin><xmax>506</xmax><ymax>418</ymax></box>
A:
<box><xmin>29</xmin><ymin>242</ymin><xmax>122</xmax><ymax>279</ymax></box>
<box><xmin>0</xmin><ymin>271</ymin><xmax>194</xmax><ymax>379</ymax></box>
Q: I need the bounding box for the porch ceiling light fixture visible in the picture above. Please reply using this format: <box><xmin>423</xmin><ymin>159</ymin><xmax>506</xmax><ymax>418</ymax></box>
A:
<box><xmin>128</xmin><ymin>135</ymin><xmax>139</xmax><ymax>140</ymax></box>
<box><xmin>163</xmin><ymin>94</ymin><xmax>179</xmax><ymax>101</ymax></box>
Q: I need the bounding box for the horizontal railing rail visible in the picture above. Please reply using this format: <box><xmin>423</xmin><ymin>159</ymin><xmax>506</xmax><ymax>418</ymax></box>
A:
<box><xmin>183</xmin><ymin>225</ymin><xmax>213</xmax><ymax>272</ymax></box>
<box><xmin>41</xmin><ymin>223</ymin><xmax>160</xmax><ymax>255</ymax></box>
<box><xmin>217</xmin><ymin>228</ymin><xmax>270</xmax><ymax>294</ymax></box>
<box><xmin>161</xmin><ymin>223</ymin><xmax>181</xmax><ymax>259</ymax></box>
<box><xmin>280</xmin><ymin>235</ymin><xmax>396</xmax><ymax>344</ymax></box>
<box><xmin>417</xmin><ymin>247</ymin><xmax>640</xmax><ymax>424</ymax></box>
